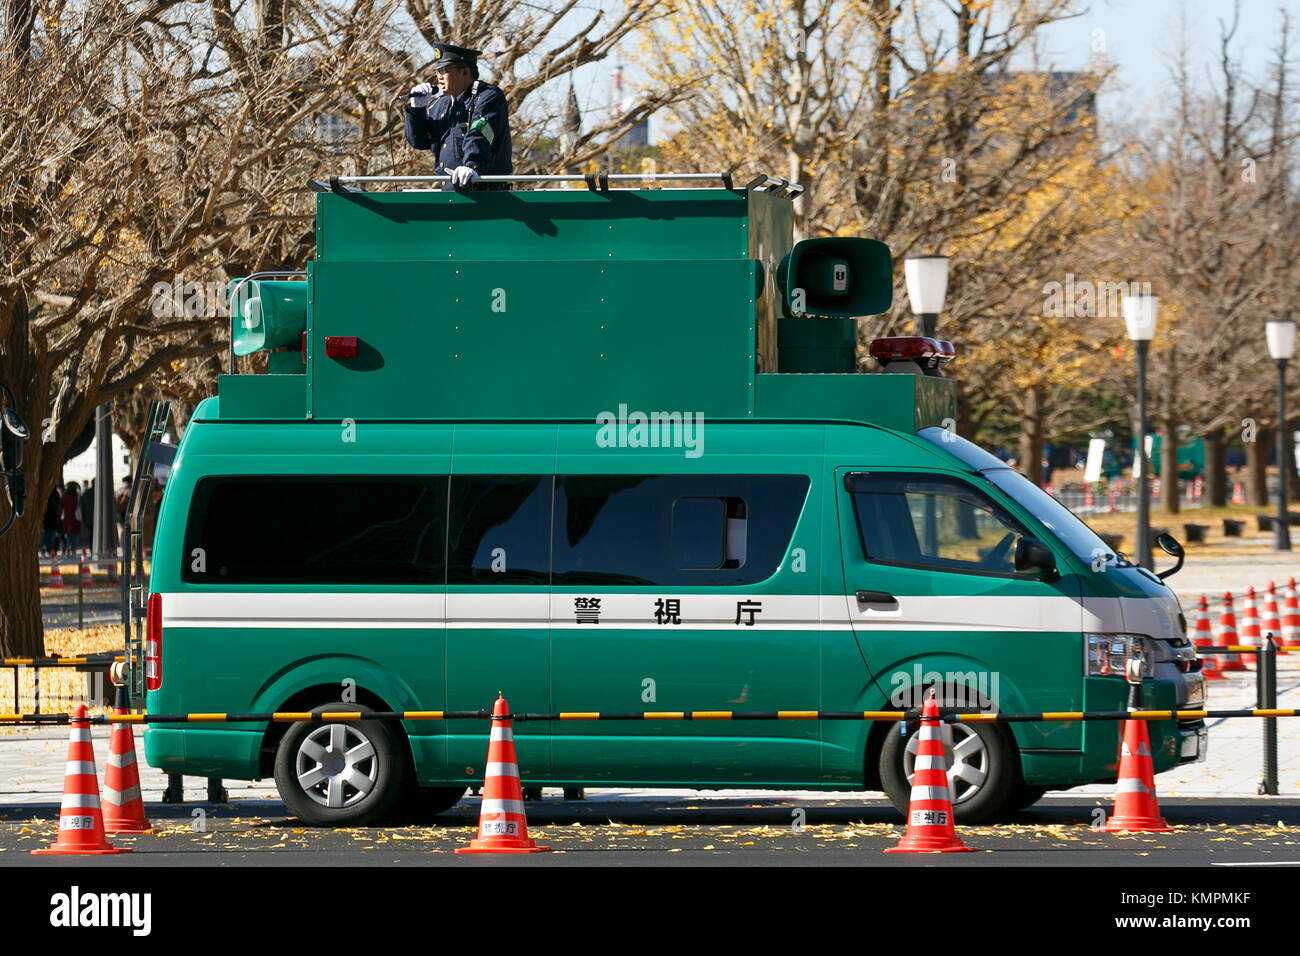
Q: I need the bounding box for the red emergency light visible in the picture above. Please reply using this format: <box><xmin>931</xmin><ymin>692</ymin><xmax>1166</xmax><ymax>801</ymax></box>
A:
<box><xmin>869</xmin><ymin>336</ymin><xmax>955</xmax><ymax>375</ymax></box>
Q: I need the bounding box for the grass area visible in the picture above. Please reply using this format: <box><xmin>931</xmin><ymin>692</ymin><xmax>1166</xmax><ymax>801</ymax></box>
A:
<box><xmin>0</xmin><ymin>626</ymin><xmax>121</xmax><ymax>718</ymax></box>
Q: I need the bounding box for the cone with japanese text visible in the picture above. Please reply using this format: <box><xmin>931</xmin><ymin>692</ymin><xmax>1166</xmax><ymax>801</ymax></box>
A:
<box><xmin>885</xmin><ymin>690</ymin><xmax>974</xmax><ymax>853</ymax></box>
<box><xmin>1217</xmin><ymin>591</ymin><xmax>1245</xmax><ymax>672</ymax></box>
<box><xmin>1238</xmin><ymin>586</ymin><xmax>1261</xmax><ymax>668</ymax></box>
<box><xmin>456</xmin><ymin>694</ymin><xmax>549</xmax><ymax>854</ymax></box>
<box><xmin>32</xmin><ymin>705</ymin><xmax>130</xmax><ymax>855</ymax></box>
<box><xmin>101</xmin><ymin>687</ymin><xmax>152</xmax><ymax>834</ymax></box>
<box><xmin>48</xmin><ymin>553</ymin><xmax>64</xmax><ymax>589</ymax></box>
<box><xmin>1193</xmin><ymin>596</ymin><xmax>1222</xmax><ymax>680</ymax></box>
<box><xmin>1103</xmin><ymin>708</ymin><xmax>1171</xmax><ymax>833</ymax></box>
<box><xmin>1283</xmin><ymin>578</ymin><xmax>1300</xmax><ymax>648</ymax></box>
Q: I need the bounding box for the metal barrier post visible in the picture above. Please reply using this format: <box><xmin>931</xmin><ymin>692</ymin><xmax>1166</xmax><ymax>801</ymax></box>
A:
<box><xmin>1260</xmin><ymin>635</ymin><xmax>1279</xmax><ymax>795</ymax></box>
<box><xmin>10</xmin><ymin>665</ymin><xmax>18</xmax><ymax>712</ymax></box>
<box><xmin>207</xmin><ymin>778</ymin><xmax>228</xmax><ymax>803</ymax></box>
<box><xmin>32</xmin><ymin>663</ymin><xmax>39</xmax><ymax>715</ymax></box>
<box><xmin>162</xmin><ymin>773</ymin><xmax>184</xmax><ymax>804</ymax></box>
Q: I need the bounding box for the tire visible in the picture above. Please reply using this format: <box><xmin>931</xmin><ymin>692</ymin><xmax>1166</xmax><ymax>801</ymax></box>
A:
<box><xmin>274</xmin><ymin>703</ymin><xmax>411</xmax><ymax>827</ymax></box>
<box><xmin>879</xmin><ymin>715</ymin><xmax>1017</xmax><ymax>824</ymax></box>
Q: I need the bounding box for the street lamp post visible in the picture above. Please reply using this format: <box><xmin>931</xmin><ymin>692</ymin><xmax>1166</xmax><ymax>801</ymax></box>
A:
<box><xmin>904</xmin><ymin>255</ymin><xmax>950</xmax><ymax>337</ymax></box>
<box><xmin>1122</xmin><ymin>294</ymin><xmax>1158</xmax><ymax>571</ymax></box>
<box><xmin>1266</xmin><ymin>319</ymin><xmax>1295</xmax><ymax>551</ymax></box>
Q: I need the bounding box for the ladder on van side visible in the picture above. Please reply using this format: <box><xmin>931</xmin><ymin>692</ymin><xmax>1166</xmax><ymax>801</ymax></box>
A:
<box><xmin>121</xmin><ymin>401</ymin><xmax>175</xmax><ymax>708</ymax></box>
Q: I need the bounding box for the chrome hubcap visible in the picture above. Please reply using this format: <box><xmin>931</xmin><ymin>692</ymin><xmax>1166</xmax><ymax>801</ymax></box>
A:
<box><xmin>295</xmin><ymin>723</ymin><xmax>378</xmax><ymax>809</ymax></box>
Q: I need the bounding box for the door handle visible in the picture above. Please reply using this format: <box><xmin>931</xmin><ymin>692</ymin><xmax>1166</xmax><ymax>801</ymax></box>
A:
<box><xmin>856</xmin><ymin>590</ymin><xmax>897</xmax><ymax>604</ymax></box>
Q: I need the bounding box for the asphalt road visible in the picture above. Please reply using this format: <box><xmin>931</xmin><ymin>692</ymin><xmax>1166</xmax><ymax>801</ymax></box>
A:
<box><xmin>3</xmin><ymin>796</ymin><xmax>1298</xmax><ymax>866</ymax></box>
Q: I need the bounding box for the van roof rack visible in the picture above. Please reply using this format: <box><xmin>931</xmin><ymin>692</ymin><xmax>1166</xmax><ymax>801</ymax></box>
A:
<box><xmin>308</xmin><ymin>172</ymin><xmax>804</xmax><ymax>196</ymax></box>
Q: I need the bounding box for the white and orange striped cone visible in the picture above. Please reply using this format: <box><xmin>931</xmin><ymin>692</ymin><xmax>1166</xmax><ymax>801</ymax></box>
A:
<box><xmin>78</xmin><ymin>550</ymin><xmax>95</xmax><ymax>588</ymax></box>
<box><xmin>1217</xmin><ymin>592</ymin><xmax>1245</xmax><ymax>672</ymax></box>
<box><xmin>1103</xmin><ymin>714</ymin><xmax>1171</xmax><ymax>833</ymax></box>
<box><xmin>1108</xmin><ymin>491</ymin><xmax>1118</xmax><ymax>513</ymax></box>
<box><xmin>104</xmin><ymin>553</ymin><xmax>121</xmax><ymax>587</ymax></box>
<box><xmin>1238</xmin><ymin>586</ymin><xmax>1261</xmax><ymax>668</ymax></box>
<box><xmin>1084</xmin><ymin>485</ymin><xmax>1094</xmax><ymax>508</ymax></box>
<box><xmin>32</xmin><ymin>705</ymin><xmax>130</xmax><ymax>855</ymax></box>
<box><xmin>48</xmin><ymin>553</ymin><xmax>64</xmax><ymax>589</ymax></box>
<box><xmin>1232</xmin><ymin>482</ymin><xmax>1245</xmax><ymax>504</ymax></box>
<box><xmin>1283</xmin><ymin>578</ymin><xmax>1300</xmax><ymax>648</ymax></box>
<box><xmin>1193</xmin><ymin>596</ymin><xmax>1223</xmax><ymax>680</ymax></box>
<box><xmin>102</xmin><ymin>690</ymin><xmax>152</xmax><ymax>834</ymax></box>
<box><xmin>456</xmin><ymin>695</ymin><xmax>550</xmax><ymax>854</ymax></box>
<box><xmin>1262</xmin><ymin>582</ymin><xmax>1282</xmax><ymax>652</ymax></box>
<box><xmin>885</xmin><ymin>691</ymin><xmax>974</xmax><ymax>853</ymax></box>
<box><xmin>1194</xmin><ymin>476</ymin><xmax>1203</xmax><ymax>500</ymax></box>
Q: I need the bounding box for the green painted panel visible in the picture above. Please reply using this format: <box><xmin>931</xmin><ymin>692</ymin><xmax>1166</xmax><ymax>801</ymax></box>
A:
<box><xmin>317</xmin><ymin>189</ymin><xmax>752</xmax><ymax>262</ymax></box>
<box><xmin>756</xmin><ymin>372</ymin><xmax>955</xmax><ymax>432</ymax></box>
<box><xmin>308</xmin><ymin>259</ymin><xmax>756</xmax><ymax>421</ymax></box>
<box><xmin>215</xmin><ymin>374</ymin><xmax>305</xmax><ymax>419</ymax></box>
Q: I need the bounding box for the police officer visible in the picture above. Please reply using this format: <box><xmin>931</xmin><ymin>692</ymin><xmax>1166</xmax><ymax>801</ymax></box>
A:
<box><xmin>405</xmin><ymin>43</ymin><xmax>512</xmax><ymax>189</ymax></box>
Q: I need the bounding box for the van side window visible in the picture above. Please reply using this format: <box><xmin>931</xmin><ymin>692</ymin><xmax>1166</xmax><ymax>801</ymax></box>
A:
<box><xmin>848</xmin><ymin>473</ymin><xmax>1029</xmax><ymax>575</ymax></box>
<box><xmin>447</xmin><ymin>475</ymin><xmax>552</xmax><ymax>585</ymax></box>
<box><xmin>182</xmin><ymin>476</ymin><xmax>447</xmax><ymax>584</ymax></box>
<box><xmin>553</xmin><ymin>475</ymin><xmax>808</xmax><ymax>586</ymax></box>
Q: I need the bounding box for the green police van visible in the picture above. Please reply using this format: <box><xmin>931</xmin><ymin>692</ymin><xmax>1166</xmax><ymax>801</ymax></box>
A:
<box><xmin>136</xmin><ymin>173</ymin><xmax>1206</xmax><ymax>826</ymax></box>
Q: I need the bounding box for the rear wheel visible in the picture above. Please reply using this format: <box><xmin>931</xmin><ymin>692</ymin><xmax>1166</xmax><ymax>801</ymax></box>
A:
<box><xmin>274</xmin><ymin>703</ymin><xmax>411</xmax><ymax>827</ymax></box>
<box><xmin>879</xmin><ymin>718</ymin><xmax>1016</xmax><ymax>824</ymax></box>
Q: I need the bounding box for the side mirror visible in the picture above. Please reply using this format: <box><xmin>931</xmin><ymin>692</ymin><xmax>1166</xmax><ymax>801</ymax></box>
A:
<box><xmin>1155</xmin><ymin>532</ymin><xmax>1184</xmax><ymax>580</ymax></box>
<box><xmin>1014</xmin><ymin>537</ymin><xmax>1058</xmax><ymax>581</ymax></box>
<box><xmin>1</xmin><ymin>405</ymin><xmax>28</xmax><ymax>472</ymax></box>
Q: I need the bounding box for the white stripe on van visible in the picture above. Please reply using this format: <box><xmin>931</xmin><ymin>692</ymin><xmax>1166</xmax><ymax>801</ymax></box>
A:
<box><xmin>157</xmin><ymin>592</ymin><xmax>1169</xmax><ymax>636</ymax></box>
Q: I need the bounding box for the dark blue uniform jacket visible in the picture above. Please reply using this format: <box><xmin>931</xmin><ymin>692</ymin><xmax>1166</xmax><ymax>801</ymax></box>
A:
<box><xmin>404</xmin><ymin>81</ymin><xmax>512</xmax><ymax>186</ymax></box>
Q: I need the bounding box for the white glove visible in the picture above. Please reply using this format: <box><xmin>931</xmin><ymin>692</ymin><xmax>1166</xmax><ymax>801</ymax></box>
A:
<box><xmin>409</xmin><ymin>81</ymin><xmax>433</xmax><ymax>108</ymax></box>
<box><xmin>450</xmin><ymin>165</ymin><xmax>480</xmax><ymax>186</ymax></box>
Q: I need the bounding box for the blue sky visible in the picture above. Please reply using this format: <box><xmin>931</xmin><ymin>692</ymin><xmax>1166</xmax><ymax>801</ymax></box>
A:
<box><xmin>1036</xmin><ymin>0</ymin><xmax>1300</xmax><ymax>116</ymax></box>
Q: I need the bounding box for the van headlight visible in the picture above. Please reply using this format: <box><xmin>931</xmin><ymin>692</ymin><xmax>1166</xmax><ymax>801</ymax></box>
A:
<box><xmin>1086</xmin><ymin>633</ymin><xmax>1150</xmax><ymax>677</ymax></box>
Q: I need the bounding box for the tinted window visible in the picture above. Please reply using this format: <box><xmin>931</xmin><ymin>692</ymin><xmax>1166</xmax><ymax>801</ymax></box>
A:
<box><xmin>183</xmin><ymin>476</ymin><xmax>446</xmax><ymax>584</ymax></box>
<box><xmin>447</xmin><ymin>475</ymin><xmax>552</xmax><ymax>585</ymax></box>
<box><xmin>849</xmin><ymin>473</ymin><xmax>1030</xmax><ymax>575</ymax></box>
<box><xmin>554</xmin><ymin>475</ymin><xmax>809</xmax><ymax>586</ymax></box>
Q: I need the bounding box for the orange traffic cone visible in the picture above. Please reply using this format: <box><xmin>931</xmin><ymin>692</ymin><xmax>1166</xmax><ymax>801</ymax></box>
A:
<box><xmin>1261</xmin><ymin>582</ymin><xmax>1282</xmax><ymax>652</ymax></box>
<box><xmin>48</xmin><ymin>553</ymin><xmax>64</xmax><ymax>589</ymax></box>
<box><xmin>885</xmin><ymin>691</ymin><xmax>974</xmax><ymax>853</ymax></box>
<box><xmin>456</xmin><ymin>695</ymin><xmax>550</xmax><ymax>854</ymax></box>
<box><xmin>32</xmin><ymin>705</ymin><xmax>130</xmax><ymax>855</ymax></box>
<box><xmin>1084</xmin><ymin>485</ymin><xmax>1095</xmax><ymax>508</ymax></box>
<box><xmin>1217</xmin><ymin>592</ymin><xmax>1245</xmax><ymax>672</ymax></box>
<box><xmin>1193</xmin><ymin>596</ymin><xmax>1223</xmax><ymax>680</ymax></box>
<box><xmin>102</xmin><ymin>689</ymin><xmax>152</xmax><ymax>834</ymax></box>
<box><xmin>1239</xmin><ymin>586</ymin><xmax>1261</xmax><ymax>668</ymax></box>
<box><xmin>1108</xmin><ymin>491</ymin><xmax>1118</xmax><ymax>513</ymax></box>
<box><xmin>1283</xmin><ymin>578</ymin><xmax>1300</xmax><ymax>648</ymax></box>
<box><xmin>104</xmin><ymin>553</ymin><xmax>121</xmax><ymax>586</ymax></box>
<box><xmin>79</xmin><ymin>550</ymin><xmax>95</xmax><ymax>588</ymax></box>
<box><xmin>1103</xmin><ymin>716</ymin><xmax>1171</xmax><ymax>833</ymax></box>
<box><xmin>1232</xmin><ymin>482</ymin><xmax>1245</xmax><ymax>504</ymax></box>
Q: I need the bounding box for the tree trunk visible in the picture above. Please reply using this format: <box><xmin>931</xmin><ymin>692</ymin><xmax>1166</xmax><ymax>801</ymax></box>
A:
<box><xmin>1018</xmin><ymin>387</ymin><xmax>1045</xmax><ymax>486</ymax></box>
<box><xmin>0</xmin><ymin>507</ymin><xmax>44</xmax><ymax>657</ymax></box>
<box><xmin>1160</xmin><ymin>430</ymin><xmax>1181</xmax><ymax>514</ymax></box>
<box><xmin>1203</xmin><ymin>428</ymin><xmax>1227</xmax><ymax>506</ymax></box>
<box><xmin>1247</xmin><ymin>425</ymin><xmax>1272</xmax><ymax>507</ymax></box>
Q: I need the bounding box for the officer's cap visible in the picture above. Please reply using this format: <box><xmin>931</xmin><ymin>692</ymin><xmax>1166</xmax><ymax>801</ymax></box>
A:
<box><xmin>431</xmin><ymin>43</ymin><xmax>482</xmax><ymax>71</ymax></box>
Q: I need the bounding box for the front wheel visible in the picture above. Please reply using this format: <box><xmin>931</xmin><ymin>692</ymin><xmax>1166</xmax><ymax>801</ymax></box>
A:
<box><xmin>879</xmin><ymin>718</ymin><xmax>1016</xmax><ymax>824</ymax></box>
<box><xmin>274</xmin><ymin>704</ymin><xmax>411</xmax><ymax>827</ymax></box>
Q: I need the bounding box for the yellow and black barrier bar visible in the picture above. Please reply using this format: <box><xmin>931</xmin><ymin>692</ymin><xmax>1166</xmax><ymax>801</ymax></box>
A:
<box><xmin>1</xmin><ymin>707</ymin><xmax>1298</xmax><ymax>726</ymax></box>
<box><xmin>1</xmin><ymin>654</ymin><xmax>124</xmax><ymax>668</ymax></box>
<box><xmin>1204</xmin><ymin>645</ymin><xmax>1300</xmax><ymax>654</ymax></box>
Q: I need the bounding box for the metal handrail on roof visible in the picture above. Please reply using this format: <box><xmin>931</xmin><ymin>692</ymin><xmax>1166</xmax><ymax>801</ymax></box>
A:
<box><xmin>308</xmin><ymin>172</ymin><xmax>805</xmax><ymax>196</ymax></box>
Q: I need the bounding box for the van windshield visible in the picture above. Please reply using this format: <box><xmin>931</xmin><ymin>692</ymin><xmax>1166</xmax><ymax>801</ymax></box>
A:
<box><xmin>916</xmin><ymin>428</ymin><xmax>1125</xmax><ymax>567</ymax></box>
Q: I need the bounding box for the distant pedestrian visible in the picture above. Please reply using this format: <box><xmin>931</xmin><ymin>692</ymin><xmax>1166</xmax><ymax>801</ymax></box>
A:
<box><xmin>59</xmin><ymin>481</ymin><xmax>82</xmax><ymax>555</ymax></box>
<box><xmin>41</xmin><ymin>485</ymin><xmax>60</xmax><ymax>554</ymax></box>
